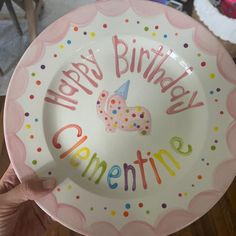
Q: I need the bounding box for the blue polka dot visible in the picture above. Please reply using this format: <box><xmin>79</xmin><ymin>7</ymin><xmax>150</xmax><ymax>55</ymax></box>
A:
<box><xmin>164</xmin><ymin>34</ymin><xmax>167</xmax><ymax>38</ymax></box>
<box><xmin>112</xmin><ymin>110</ymin><xmax>117</xmax><ymax>115</ymax></box>
<box><xmin>35</xmin><ymin>118</ymin><xmax>39</xmax><ymax>122</ymax></box>
<box><xmin>67</xmin><ymin>40</ymin><xmax>71</xmax><ymax>44</ymax></box>
<box><xmin>210</xmin><ymin>91</ymin><xmax>214</xmax><ymax>95</ymax></box>
<box><xmin>133</xmin><ymin>123</ymin><xmax>136</xmax><ymax>127</ymax></box>
<box><xmin>125</xmin><ymin>203</ymin><xmax>131</xmax><ymax>209</ymax></box>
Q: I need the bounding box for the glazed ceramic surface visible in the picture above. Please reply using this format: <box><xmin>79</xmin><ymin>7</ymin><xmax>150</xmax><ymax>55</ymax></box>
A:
<box><xmin>4</xmin><ymin>1</ymin><xmax>236</xmax><ymax>235</ymax></box>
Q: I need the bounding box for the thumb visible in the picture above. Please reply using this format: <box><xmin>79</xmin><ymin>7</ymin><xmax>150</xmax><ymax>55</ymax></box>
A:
<box><xmin>1</xmin><ymin>177</ymin><xmax>56</xmax><ymax>206</ymax></box>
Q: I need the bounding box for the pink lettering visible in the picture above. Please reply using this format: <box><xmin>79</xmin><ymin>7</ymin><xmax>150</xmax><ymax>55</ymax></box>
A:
<box><xmin>113</xmin><ymin>35</ymin><xmax>129</xmax><ymax>78</ymax></box>
<box><xmin>44</xmin><ymin>89</ymin><xmax>78</xmax><ymax>110</ymax></box>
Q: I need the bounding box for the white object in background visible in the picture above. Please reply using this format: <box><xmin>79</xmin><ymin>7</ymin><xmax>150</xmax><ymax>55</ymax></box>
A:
<box><xmin>194</xmin><ymin>0</ymin><xmax>236</xmax><ymax>43</ymax></box>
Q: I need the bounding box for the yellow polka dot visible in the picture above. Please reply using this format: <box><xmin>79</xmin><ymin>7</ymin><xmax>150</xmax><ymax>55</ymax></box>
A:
<box><xmin>152</xmin><ymin>32</ymin><xmax>156</xmax><ymax>37</ymax></box>
<box><xmin>119</xmin><ymin>113</ymin><xmax>123</xmax><ymax>117</ymax></box>
<box><xmin>213</xmin><ymin>126</ymin><xmax>219</xmax><ymax>132</ymax></box>
<box><xmin>67</xmin><ymin>184</ymin><xmax>72</xmax><ymax>190</ymax></box>
<box><xmin>59</xmin><ymin>44</ymin><xmax>64</xmax><ymax>49</ymax></box>
<box><xmin>111</xmin><ymin>210</ymin><xmax>116</xmax><ymax>216</ymax></box>
<box><xmin>113</xmin><ymin>124</ymin><xmax>117</xmax><ymax>128</ymax></box>
<box><xmin>210</xmin><ymin>73</ymin><xmax>215</xmax><ymax>79</ymax></box>
<box><xmin>135</xmin><ymin>106</ymin><xmax>142</xmax><ymax>112</ymax></box>
<box><xmin>129</xmin><ymin>124</ymin><xmax>133</xmax><ymax>128</ymax></box>
<box><xmin>184</xmin><ymin>192</ymin><xmax>188</xmax><ymax>196</ymax></box>
<box><xmin>25</xmin><ymin>124</ymin><xmax>31</xmax><ymax>129</ymax></box>
<box><xmin>90</xmin><ymin>32</ymin><xmax>96</xmax><ymax>38</ymax></box>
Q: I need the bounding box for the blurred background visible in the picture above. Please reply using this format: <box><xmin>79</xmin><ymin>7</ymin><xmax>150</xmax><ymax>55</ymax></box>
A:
<box><xmin>0</xmin><ymin>0</ymin><xmax>235</xmax><ymax>235</ymax></box>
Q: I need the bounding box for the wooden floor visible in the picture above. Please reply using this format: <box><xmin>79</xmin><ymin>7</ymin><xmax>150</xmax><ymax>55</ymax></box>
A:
<box><xmin>0</xmin><ymin>96</ymin><xmax>235</xmax><ymax>236</ymax></box>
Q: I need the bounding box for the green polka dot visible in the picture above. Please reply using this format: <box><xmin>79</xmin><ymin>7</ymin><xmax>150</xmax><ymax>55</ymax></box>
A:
<box><xmin>32</xmin><ymin>160</ymin><xmax>37</xmax><ymax>165</ymax></box>
<box><xmin>211</xmin><ymin>145</ymin><xmax>216</xmax><ymax>151</ymax></box>
<box><xmin>31</xmin><ymin>72</ymin><xmax>36</xmax><ymax>77</ymax></box>
<box><xmin>197</xmin><ymin>53</ymin><xmax>201</xmax><ymax>57</ymax></box>
<box><xmin>144</xmin><ymin>26</ymin><xmax>149</xmax><ymax>31</ymax></box>
<box><xmin>146</xmin><ymin>210</ymin><xmax>150</xmax><ymax>214</ymax></box>
<box><xmin>90</xmin><ymin>207</ymin><xmax>94</xmax><ymax>211</ymax></box>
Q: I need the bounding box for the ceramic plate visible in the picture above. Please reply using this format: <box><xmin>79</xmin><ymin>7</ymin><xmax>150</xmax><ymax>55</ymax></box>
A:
<box><xmin>4</xmin><ymin>1</ymin><xmax>236</xmax><ymax>235</ymax></box>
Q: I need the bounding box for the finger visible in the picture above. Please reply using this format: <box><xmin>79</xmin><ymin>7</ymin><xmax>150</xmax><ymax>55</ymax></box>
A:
<box><xmin>0</xmin><ymin>177</ymin><xmax>56</xmax><ymax>207</ymax></box>
<box><xmin>0</xmin><ymin>165</ymin><xmax>20</xmax><ymax>193</ymax></box>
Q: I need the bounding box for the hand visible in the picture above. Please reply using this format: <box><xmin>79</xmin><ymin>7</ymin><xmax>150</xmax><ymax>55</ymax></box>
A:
<box><xmin>0</xmin><ymin>165</ymin><xmax>56</xmax><ymax>236</ymax></box>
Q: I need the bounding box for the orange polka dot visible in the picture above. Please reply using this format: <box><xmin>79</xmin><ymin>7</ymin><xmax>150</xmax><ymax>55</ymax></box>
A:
<box><xmin>36</xmin><ymin>80</ymin><xmax>41</xmax><ymax>85</ymax></box>
<box><xmin>197</xmin><ymin>175</ymin><xmax>203</xmax><ymax>180</ymax></box>
<box><xmin>74</xmin><ymin>26</ymin><xmax>78</xmax><ymax>31</ymax></box>
<box><xmin>123</xmin><ymin>211</ymin><xmax>129</xmax><ymax>217</ymax></box>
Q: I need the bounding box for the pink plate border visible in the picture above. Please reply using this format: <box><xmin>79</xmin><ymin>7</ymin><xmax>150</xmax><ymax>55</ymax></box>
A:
<box><xmin>4</xmin><ymin>1</ymin><xmax>236</xmax><ymax>235</ymax></box>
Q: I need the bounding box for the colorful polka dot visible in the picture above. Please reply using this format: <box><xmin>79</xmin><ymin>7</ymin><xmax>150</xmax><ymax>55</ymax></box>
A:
<box><xmin>210</xmin><ymin>73</ymin><xmax>215</xmax><ymax>79</ymax></box>
<box><xmin>103</xmin><ymin>23</ymin><xmax>107</xmax><ymax>28</ymax></box>
<box><xmin>73</xmin><ymin>26</ymin><xmax>78</xmax><ymax>31</ymax></box>
<box><xmin>155</xmin><ymin>25</ymin><xmax>159</xmax><ymax>30</ymax></box>
<box><xmin>111</xmin><ymin>210</ymin><xmax>116</xmax><ymax>216</ymax></box>
<box><xmin>214</xmin><ymin>139</ymin><xmax>218</xmax><ymax>143</ymax></box>
<box><xmin>25</xmin><ymin>112</ymin><xmax>29</xmax><ymax>117</ymax></box>
<box><xmin>67</xmin><ymin>40</ymin><xmax>71</xmax><ymax>45</ymax></box>
<box><xmin>161</xmin><ymin>203</ymin><xmax>167</xmax><ymax>208</ymax></box>
<box><xmin>178</xmin><ymin>193</ymin><xmax>182</xmax><ymax>197</ymax></box>
<box><xmin>220</xmin><ymin>111</ymin><xmax>224</xmax><ymax>115</ymax></box>
<box><xmin>40</xmin><ymin>65</ymin><xmax>45</xmax><ymax>69</ymax></box>
<box><xmin>90</xmin><ymin>32</ymin><xmax>96</xmax><ymax>38</ymax></box>
<box><xmin>57</xmin><ymin>188</ymin><xmax>61</xmax><ymax>192</ymax></box>
<box><xmin>138</xmin><ymin>202</ymin><xmax>143</xmax><ymax>208</ymax></box>
<box><xmin>146</xmin><ymin>210</ymin><xmax>150</xmax><ymax>214</ymax></box>
<box><xmin>32</xmin><ymin>160</ymin><xmax>37</xmax><ymax>165</ymax></box>
<box><xmin>125</xmin><ymin>19</ymin><xmax>129</xmax><ymax>23</ymax></box>
<box><xmin>67</xmin><ymin>184</ymin><xmax>72</xmax><ymax>190</ymax></box>
<box><xmin>76</xmin><ymin>195</ymin><xmax>80</xmax><ymax>199</ymax></box>
<box><xmin>211</xmin><ymin>145</ymin><xmax>216</xmax><ymax>151</ymax></box>
<box><xmin>163</xmin><ymin>34</ymin><xmax>167</xmax><ymax>38</ymax></box>
<box><xmin>184</xmin><ymin>192</ymin><xmax>188</xmax><ymax>196</ymax></box>
<box><xmin>201</xmin><ymin>61</ymin><xmax>206</xmax><ymax>67</ymax></box>
<box><xmin>59</xmin><ymin>44</ymin><xmax>64</xmax><ymax>49</ymax></box>
<box><xmin>36</xmin><ymin>80</ymin><xmax>41</xmax><ymax>85</ymax></box>
<box><xmin>29</xmin><ymin>135</ymin><xmax>34</xmax><ymax>139</ymax></box>
<box><xmin>123</xmin><ymin>211</ymin><xmax>129</xmax><ymax>217</ymax></box>
<box><xmin>210</xmin><ymin>90</ymin><xmax>214</xmax><ymax>95</ymax></box>
<box><xmin>111</xmin><ymin>99</ymin><xmax>116</xmax><ymax>104</ymax></box>
<box><xmin>213</xmin><ymin>126</ymin><xmax>219</xmax><ymax>132</ymax></box>
<box><xmin>37</xmin><ymin>147</ymin><xmax>42</xmax><ymax>152</ymax></box>
<box><xmin>206</xmin><ymin>162</ymin><xmax>210</xmax><ymax>166</ymax></box>
<box><xmin>144</xmin><ymin>26</ymin><xmax>149</xmax><ymax>31</ymax></box>
<box><xmin>197</xmin><ymin>175</ymin><xmax>203</xmax><ymax>180</ymax></box>
<box><xmin>197</xmin><ymin>53</ymin><xmax>201</xmax><ymax>57</ymax></box>
<box><xmin>35</xmin><ymin>118</ymin><xmax>38</xmax><ymax>122</ymax></box>
<box><xmin>183</xmin><ymin>43</ymin><xmax>188</xmax><ymax>48</ymax></box>
<box><xmin>83</xmin><ymin>32</ymin><xmax>87</xmax><ymax>35</ymax></box>
<box><xmin>152</xmin><ymin>32</ymin><xmax>156</xmax><ymax>37</ymax></box>
<box><xmin>29</xmin><ymin>94</ymin><xmax>34</xmax><ymax>99</ymax></box>
<box><xmin>53</xmin><ymin>54</ymin><xmax>58</xmax><ymax>58</ymax></box>
<box><xmin>31</xmin><ymin>72</ymin><xmax>36</xmax><ymax>77</ymax></box>
<box><xmin>90</xmin><ymin>207</ymin><xmax>94</xmax><ymax>211</ymax></box>
<box><xmin>25</xmin><ymin>124</ymin><xmax>31</xmax><ymax>129</ymax></box>
<box><xmin>216</xmin><ymin>88</ymin><xmax>221</xmax><ymax>92</ymax></box>
<box><xmin>112</xmin><ymin>110</ymin><xmax>117</xmax><ymax>115</ymax></box>
<box><xmin>125</xmin><ymin>203</ymin><xmax>131</xmax><ymax>209</ymax></box>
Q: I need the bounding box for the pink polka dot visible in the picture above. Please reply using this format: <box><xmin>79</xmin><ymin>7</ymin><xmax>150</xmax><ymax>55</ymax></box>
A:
<box><xmin>103</xmin><ymin>24</ymin><xmax>107</xmax><ymax>28</ymax></box>
<box><xmin>37</xmin><ymin>147</ymin><xmax>42</xmax><ymax>152</ymax></box>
